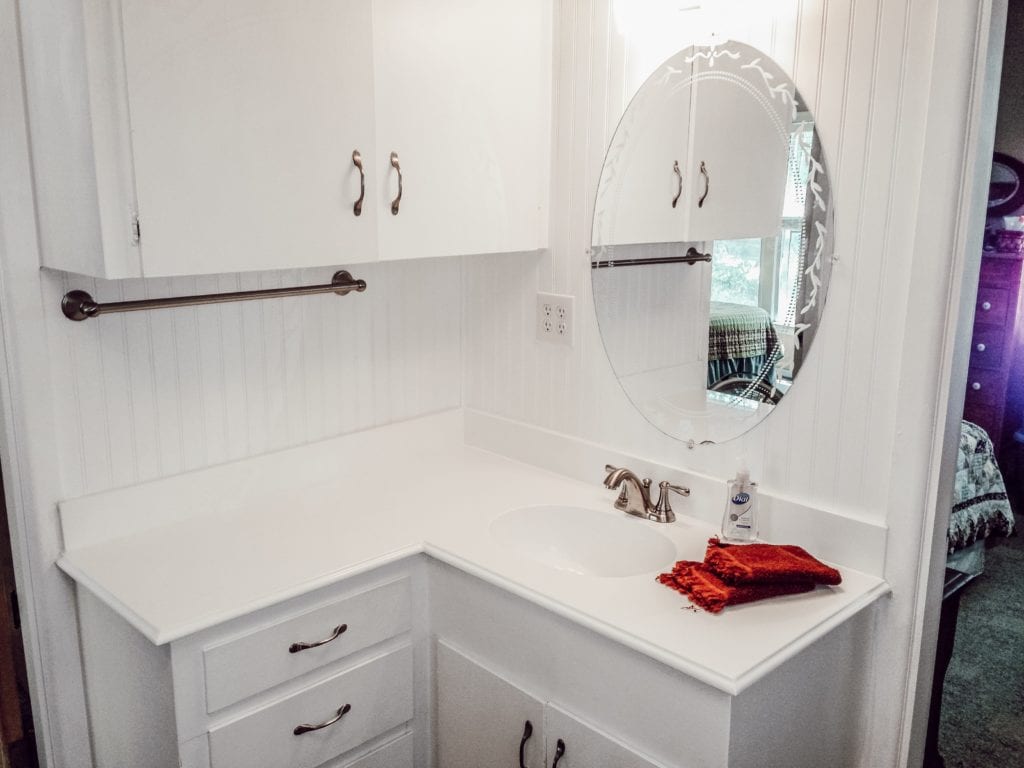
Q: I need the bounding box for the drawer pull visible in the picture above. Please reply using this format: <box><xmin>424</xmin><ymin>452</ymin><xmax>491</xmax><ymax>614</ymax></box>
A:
<box><xmin>289</xmin><ymin>623</ymin><xmax>348</xmax><ymax>654</ymax></box>
<box><xmin>976</xmin><ymin>343</ymin><xmax>987</xmax><ymax>352</ymax></box>
<box><xmin>982</xmin><ymin>301</ymin><xmax>992</xmax><ymax>311</ymax></box>
<box><xmin>698</xmin><ymin>161</ymin><xmax>710</xmax><ymax>208</ymax></box>
<box><xmin>293</xmin><ymin>703</ymin><xmax>351</xmax><ymax>735</ymax></box>
<box><xmin>972</xmin><ymin>382</ymin><xmax>982</xmax><ymax>391</ymax></box>
<box><xmin>519</xmin><ymin>720</ymin><xmax>533</xmax><ymax>768</ymax></box>
<box><xmin>552</xmin><ymin>738</ymin><xmax>566</xmax><ymax>768</ymax></box>
<box><xmin>672</xmin><ymin>160</ymin><xmax>682</xmax><ymax>209</ymax></box>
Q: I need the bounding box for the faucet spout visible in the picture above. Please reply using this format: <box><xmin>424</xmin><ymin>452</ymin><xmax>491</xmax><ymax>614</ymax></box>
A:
<box><xmin>602</xmin><ymin>465</ymin><xmax>653</xmax><ymax>518</ymax></box>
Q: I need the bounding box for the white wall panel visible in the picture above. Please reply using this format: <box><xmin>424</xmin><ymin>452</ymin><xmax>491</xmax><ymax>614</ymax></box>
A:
<box><xmin>46</xmin><ymin>258</ymin><xmax>462</xmax><ymax>498</ymax></box>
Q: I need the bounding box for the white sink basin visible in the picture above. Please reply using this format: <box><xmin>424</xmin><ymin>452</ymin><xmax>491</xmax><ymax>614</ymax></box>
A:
<box><xmin>489</xmin><ymin>505</ymin><xmax>677</xmax><ymax>577</ymax></box>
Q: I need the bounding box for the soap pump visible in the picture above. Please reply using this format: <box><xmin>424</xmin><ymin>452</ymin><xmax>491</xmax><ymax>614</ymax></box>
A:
<box><xmin>721</xmin><ymin>465</ymin><xmax>758</xmax><ymax>542</ymax></box>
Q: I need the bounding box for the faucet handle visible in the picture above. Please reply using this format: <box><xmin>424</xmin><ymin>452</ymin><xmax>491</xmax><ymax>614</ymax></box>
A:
<box><xmin>652</xmin><ymin>481</ymin><xmax>690</xmax><ymax>523</ymax></box>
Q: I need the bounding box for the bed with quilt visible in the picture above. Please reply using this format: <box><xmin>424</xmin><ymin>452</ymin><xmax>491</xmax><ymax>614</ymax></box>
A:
<box><xmin>947</xmin><ymin>420</ymin><xmax>1016</xmax><ymax>574</ymax></box>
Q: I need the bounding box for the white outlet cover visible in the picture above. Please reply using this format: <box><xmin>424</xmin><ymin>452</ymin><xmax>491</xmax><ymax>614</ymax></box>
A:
<box><xmin>536</xmin><ymin>292</ymin><xmax>574</xmax><ymax>346</ymax></box>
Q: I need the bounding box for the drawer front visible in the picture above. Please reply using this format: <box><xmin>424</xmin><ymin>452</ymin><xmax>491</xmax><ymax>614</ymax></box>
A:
<box><xmin>204</xmin><ymin>577</ymin><xmax>410</xmax><ymax>713</ymax></box>
<box><xmin>208</xmin><ymin>645</ymin><xmax>413</xmax><ymax>768</ymax></box>
<box><xmin>969</xmin><ymin>326</ymin><xmax>1007</xmax><ymax>371</ymax></box>
<box><xmin>975</xmin><ymin>287</ymin><xmax>1011</xmax><ymax>326</ymax></box>
<box><xmin>330</xmin><ymin>731</ymin><xmax>414</xmax><ymax>768</ymax></box>
<box><xmin>965</xmin><ymin>366</ymin><xmax>1004</xmax><ymax>407</ymax></box>
<box><xmin>963</xmin><ymin>402</ymin><xmax>999</xmax><ymax>440</ymax></box>
<box><xmin>979</xmin><ymin>255</ymin><xmax>1023</xmax><ymax>287</ymax></box>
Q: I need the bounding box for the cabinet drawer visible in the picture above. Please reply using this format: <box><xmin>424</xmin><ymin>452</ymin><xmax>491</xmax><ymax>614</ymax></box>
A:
<box><xmin>204</xmin><ymin>577</ymin><xmax>410</xmax><ymax>712</ymax></box>
<box><xmin>979</xmin><ymin>255</ymin><xmax>1023</xmax><ymax>287</ymax></box>
<box><xmin>330</xmin><ymin>731</ymin><xmax>414</xmax><ymax>768</ymax></box>
<box><xmin>969</xmin><ymin>326</ymin><xmax>1007</xmax><ymax>371</ymax></box>
<box><xmin>208</xmin><ymin>645</ymin><xmax>413</xmax><ymax>768</ymax></box>
<box><xmin>965</xmin><ymin>367</ymin><xmax>1005</xmax><ymax>407</ymax></box>
<box><xmin>975</xmin><ymin>287</ymin><xmax>1011</xmax><ymax>326</ymax></box>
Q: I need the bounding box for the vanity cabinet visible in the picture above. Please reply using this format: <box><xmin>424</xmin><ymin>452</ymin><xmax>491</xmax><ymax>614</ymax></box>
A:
<box><xmin>437</xmin><ymin>640</ymin><xmax>665</xmax><ymax>768</ymax></box>
<box><xmin>76</xmin><ymin>565</ymin><xmax>422</xmax><ymax>768</ymax></box>
<box><xmin>20</xmin><ymin>0</ymin><xmax>551</xmax><ymax>279</ymax></box>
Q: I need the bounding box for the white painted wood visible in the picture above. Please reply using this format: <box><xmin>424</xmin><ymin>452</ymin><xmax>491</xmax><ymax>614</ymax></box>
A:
<box><xmin>203</xmin><ymin>576</ymin><xmax>411</xmax><ymax>713</ymax></box>
<box><xmin>207</xmin><ymin>644</ymin><xmax>413</xmax><ymax>768</ymax></box>
<box><xmin>435</xmin><ymin>639</ymin><xmax>545</xmax><ymax>768</ymax></box>
<box><xmin>330</xmin><ymin>730</ymin><xmax>414</xmax><ymax>768</ymax></box>
<box><xmin>76</xmin><ymin>588</ymin><xmax>177</xmax><ymax>768</ymax></box>
<box><xmin>121</xmin><ymin>0</ymin><xmax>379</xmax><ymax>277</ymax></box>
<box><xmin>543</xmin><ymin>704</ymin><xmax>669</xmax><ymax>768</ymax></box>
<box><xmin>372</xmin><ymin>0</ymin><xmax>552</xmax><ymax>261</ymax></box>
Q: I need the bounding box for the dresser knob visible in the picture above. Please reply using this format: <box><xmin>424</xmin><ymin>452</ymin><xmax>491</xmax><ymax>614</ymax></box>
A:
<box><xmin>982</xmin><ymin>301</ymin><xmax>992</xmax><ymax>311</ymax></box>
<box><xmin>972</xmin><ymin>382</ymin><xmax>982</xmax><ymax>391</ymax></box>
<box><xmin>976</xmin><ymin>343</ymin><xmax>986</xmax><ymax>352</ymax></box>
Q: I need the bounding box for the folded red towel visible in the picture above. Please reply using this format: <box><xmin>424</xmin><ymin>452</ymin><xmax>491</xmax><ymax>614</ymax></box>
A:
<box><xmin>703</xmin><ymin>538</ymin><xmax>842</xmax><ymax>586</ymax></box>
<box><xmin>657</xmin><ymin>561</ymin><xmax>815</xmax><ymax>613</ymax></box>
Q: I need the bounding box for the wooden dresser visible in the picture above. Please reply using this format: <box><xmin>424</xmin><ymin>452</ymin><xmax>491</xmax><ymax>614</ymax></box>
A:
<box><xmin>963</xmin><ymin>251</ymin><xmax>1024</xmax><ymax>457</ymax></box>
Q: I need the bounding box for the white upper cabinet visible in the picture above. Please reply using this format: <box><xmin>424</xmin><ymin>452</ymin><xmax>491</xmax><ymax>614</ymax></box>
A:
<box><xmin>372</xmin><ymin>0</ymin><xmax>552</xmax><ymax>261</ymax></box>
<box><xmin>21</xmin><ymin>1</ymin><xmax>552</xmax><ymax>279</ymax></box>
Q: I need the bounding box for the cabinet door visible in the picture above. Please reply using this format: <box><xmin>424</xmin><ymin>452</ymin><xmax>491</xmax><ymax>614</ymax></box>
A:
<box><xmin>371</xmin><ymin>0</ymin><xmax>551</xmax><ymax>260</ymax></box>
<box><xmin>436</xmin><ymin>640</ymin><xmax>544</xmax><ymax>768</ymax></box>
<box><xmin>684</xmin><ymin>61</ymin><xmax>790</xmax><ymax>243</ymax></box>
<box><xmin>122</xmin><ymin>0</ymin><xmax>378</xmax><ymax>276</ymax></box>
<box><xmin>593</xmin><ymin>58</ymin><xmax>695</xmax><ymax>249</ymax></box>
<box><xmin>544</xmin><ymin>704</ymin><xmax>669</xmax><ymax>768</ymax></box>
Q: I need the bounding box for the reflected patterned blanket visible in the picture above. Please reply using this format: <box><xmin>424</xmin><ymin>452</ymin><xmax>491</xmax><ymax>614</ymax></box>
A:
<box><xmin>949</xmin><ymin>421</ymin><xmax>1016</xmax><ymax>552</ymax></box>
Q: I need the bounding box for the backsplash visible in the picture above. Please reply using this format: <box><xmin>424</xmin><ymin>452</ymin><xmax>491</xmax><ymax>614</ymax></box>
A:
<box><xmin>45</xmin><ymin>258</ymin><xmax>462</xmax><ymax>498</ymax></box>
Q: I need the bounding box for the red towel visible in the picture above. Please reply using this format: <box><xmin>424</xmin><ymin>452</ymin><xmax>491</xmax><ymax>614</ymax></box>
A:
<box><xmin>657</xmin><ymin>561</ymin><xmax>815</xmax><ymax>613</ymax></box>
<box><xmin>703</xmin><ymin>538</ymin><xmax>842</xmax><ymax>586</ymax></box>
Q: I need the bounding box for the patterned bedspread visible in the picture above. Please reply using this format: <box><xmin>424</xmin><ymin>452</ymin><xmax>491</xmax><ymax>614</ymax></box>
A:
<box><xmin>949</xmin><ymin>421</ymin><xmax>1015</xmax><ymax>552</ymax></box>
<box><xmin>708</xmin><ymin>302</ymin><xmax>782</xmax><ymax>362</ymax></box>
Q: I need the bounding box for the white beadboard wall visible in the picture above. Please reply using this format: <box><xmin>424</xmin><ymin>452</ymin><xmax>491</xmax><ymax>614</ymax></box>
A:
<box><xmin>45</xmin><ymin>259</ymin><xmax>462</xmax><ymax>499</ymax></box>
<box><xmin>464</xmin><ymin>0</ymin><xmax>925</xmax><ymax>525</ymax></box>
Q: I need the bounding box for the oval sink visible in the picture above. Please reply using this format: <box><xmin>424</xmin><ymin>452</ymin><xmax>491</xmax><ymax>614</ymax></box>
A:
<box><xmin>489</xmin><ymin>506</ymin><xmax>677</xmax><ymax>578</ymax></box>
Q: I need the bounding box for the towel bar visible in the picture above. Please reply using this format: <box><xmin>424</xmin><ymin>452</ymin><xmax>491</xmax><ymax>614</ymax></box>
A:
<box><xmin>61</xmin><ymin>270</ymin><xmax>367</xmax><ymax>321</ymax></box>
<box><xmin>591</xmin><ymin>246</ymin><xmax>712</xmax><ymax>269</ymax></box>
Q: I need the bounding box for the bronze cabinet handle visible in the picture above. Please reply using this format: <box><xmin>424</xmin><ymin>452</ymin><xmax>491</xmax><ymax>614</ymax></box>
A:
<box><xmin>698</xmin><ymin>160</ymin><xmax>710</xmax><ymax>208</ymax></box>
<box><xmin>293</xmin><ymin>703</ymin><xmax>351</xmax><ymax>735</ymax></box>
<box><xmin>390</xmin><ymin>151</ymin><xmax>403</xmax><ymax>215</ymax></box>
<box><xmin>352</xmin><ymin>150</ymin><xmax>365</xmax><ymax>216</ymax></box>
<box><xmin>288</xmin><ymin>623</ymin><xmax>347</xmax><ymax>653</ymax></box>
<box><xmin>672</xmin><ymin>160</ymin><xmax>682</xmax><ymax>208</ymax></box>
<box><xmin>551</xmin><ymin>738</ymin><xmax>566</xmax><ymax>767</ymax></box>
<box><xmin>519</xmin><ymin>720</ymin><xmax>533</xmax><ymax>768</ymax></box>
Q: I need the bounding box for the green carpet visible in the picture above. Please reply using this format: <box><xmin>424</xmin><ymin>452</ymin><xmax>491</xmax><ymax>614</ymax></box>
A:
<box><xmin>939</xmin><ymin>516</ymin><xmax>1024</xmax><ymax>767</ymax></box>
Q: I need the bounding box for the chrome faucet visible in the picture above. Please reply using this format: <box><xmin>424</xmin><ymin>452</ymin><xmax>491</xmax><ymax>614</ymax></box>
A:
<box><xmin>603</xmin><ymin>464</ymin><xmax>689</xmax><ymax>523</ymax></box>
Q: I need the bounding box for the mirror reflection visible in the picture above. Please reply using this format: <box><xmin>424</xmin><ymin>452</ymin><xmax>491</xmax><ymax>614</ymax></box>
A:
<box><xmin>591</xmin><ymin>41</ymin><xmax>834</xmax><ymax>444</ymax></box>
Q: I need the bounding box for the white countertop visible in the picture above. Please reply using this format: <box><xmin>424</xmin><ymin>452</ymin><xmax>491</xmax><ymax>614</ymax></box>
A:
<box><xmin>57</xmin><ymin>410</ymin><xmax>889</xmax><ymax>696</ymax></box>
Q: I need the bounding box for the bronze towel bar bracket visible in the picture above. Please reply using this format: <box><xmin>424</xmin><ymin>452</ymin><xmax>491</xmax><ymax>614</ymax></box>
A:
<box><xmin>61</xmin><ymin>270</ymin><xmax>367</xmax><ymax>321</ymax></box>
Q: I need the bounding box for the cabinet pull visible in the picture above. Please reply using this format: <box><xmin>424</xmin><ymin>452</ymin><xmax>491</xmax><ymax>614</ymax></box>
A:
<box><xmin>972</xmin><ymin>382</ymin><xmax>982</xmax><ymax>391</ymax></box>
<box><xmin>519</xmin><ymin>720</ymin><xmax>533</xmax><ymax>768</ymax></box>
<box><xmin>672</xmin><ymin>160</ymin><xmax>682</xmax><ymax>208</ymax></box>
<box><xmin>352</xmin><ymin>150</ymin><xmax>365</xmax><ymax>216</ymax></box>
<box><xmin>390</xmin><ymin>151</ymin><xmax>403</xmax><ymax>215</ymax></box>
<box><xmin>982</xmin><ymin>301</ymin><xmax>992</xmax><ymax>311</ymax></box>
<box><xmin>698</xmin><ymin>161</ymin><xmax>710</xmax><ymax>208</ymax></box>
<box><xmin>977</xmin><ymin>343</ymin><xmax>986</xmax><ymax>352</ymax></box>
<box><xmin>551</xmin><ymin>738</ymin><xmax>566</xmax><ymax>767</ymax></box>
<box><xmin>293</xmin><ymin>703</ymin><xmax>351</xmax><ymax>735</ymax></box>
<box><xmin>289</xmin><ymin>623</ymin><xmax>348</xmax><ymax>653</ymax></box>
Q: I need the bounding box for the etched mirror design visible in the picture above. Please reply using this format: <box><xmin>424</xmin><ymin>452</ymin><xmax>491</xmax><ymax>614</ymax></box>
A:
<box><xmin>591</xmin><ymin>41</ymin><xmax>834</xmax><ymax>444</ymax></box>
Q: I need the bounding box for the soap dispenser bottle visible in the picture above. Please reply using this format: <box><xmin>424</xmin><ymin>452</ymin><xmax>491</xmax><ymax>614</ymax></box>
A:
<box><xmin>721</xmin><ymin>467</ymin><xmax>758</xmax><ymax>542</ymax></box>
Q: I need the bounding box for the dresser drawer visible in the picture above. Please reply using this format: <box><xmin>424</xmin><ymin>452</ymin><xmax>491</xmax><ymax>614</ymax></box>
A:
<box><xmin>965</xmin><ymin>366</ymin><xmax>1004</xmax><ymax>407</ymax></box>
<box><xmin>208</xmin><ymin>644</ymin><xmax>413</xmax><ymax>768</ymax></box>
<box><xmin>963</xmin><ymin>402</ymin><xmax>999</xmax><ymax>440</ymax></box>
<box><xmin>979</xmin><ymin>254</ymin><xmax>1023</xmax><ymax>287</ymax></box>
<box><xmin>975</xmin><ymin>286</ymin><xmax>1011</xmax><ymax>326</ymax></box>
<box><xmin>969</xmin><ymin>326</ymin><xmax>1007</xmax><ymax>371</ymax></box>
<box><xmin>204</xmin><ymin>577</ymin><xmax>411</xmax><ymax>713</ymax></box>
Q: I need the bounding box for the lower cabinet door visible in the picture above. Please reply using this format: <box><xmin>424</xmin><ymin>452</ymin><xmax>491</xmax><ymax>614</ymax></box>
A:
<box><xmin>207</xmin><ymin>645</ymin><xmax>412</xmax><ymax>768</ymax></box>
<box><xmin>436</xmin><ymin>639</ymin><xmax>545</xmax><ymax>768</ymax></box>
<box><xmin>544</xmin><ymin>704</ymin><xmax>668</xmax><ymax>768</ymax></box>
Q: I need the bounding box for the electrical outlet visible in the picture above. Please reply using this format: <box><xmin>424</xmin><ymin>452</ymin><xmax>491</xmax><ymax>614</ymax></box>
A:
<box><xmin>536</xmin><ymin>292</ymin><xmax>574</xmax><ymax>346</ymax></box>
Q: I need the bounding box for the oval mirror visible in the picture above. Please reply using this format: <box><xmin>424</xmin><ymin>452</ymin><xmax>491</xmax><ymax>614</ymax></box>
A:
<box><xmin>989</xmin><ymin>152</ymin><xmax>1024</xmax><ymax>216</ymax></box>
<box><xmin>591</xmin><ymin>41</ymin><xmax>834</xmax><ymax>444</ymax></box>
